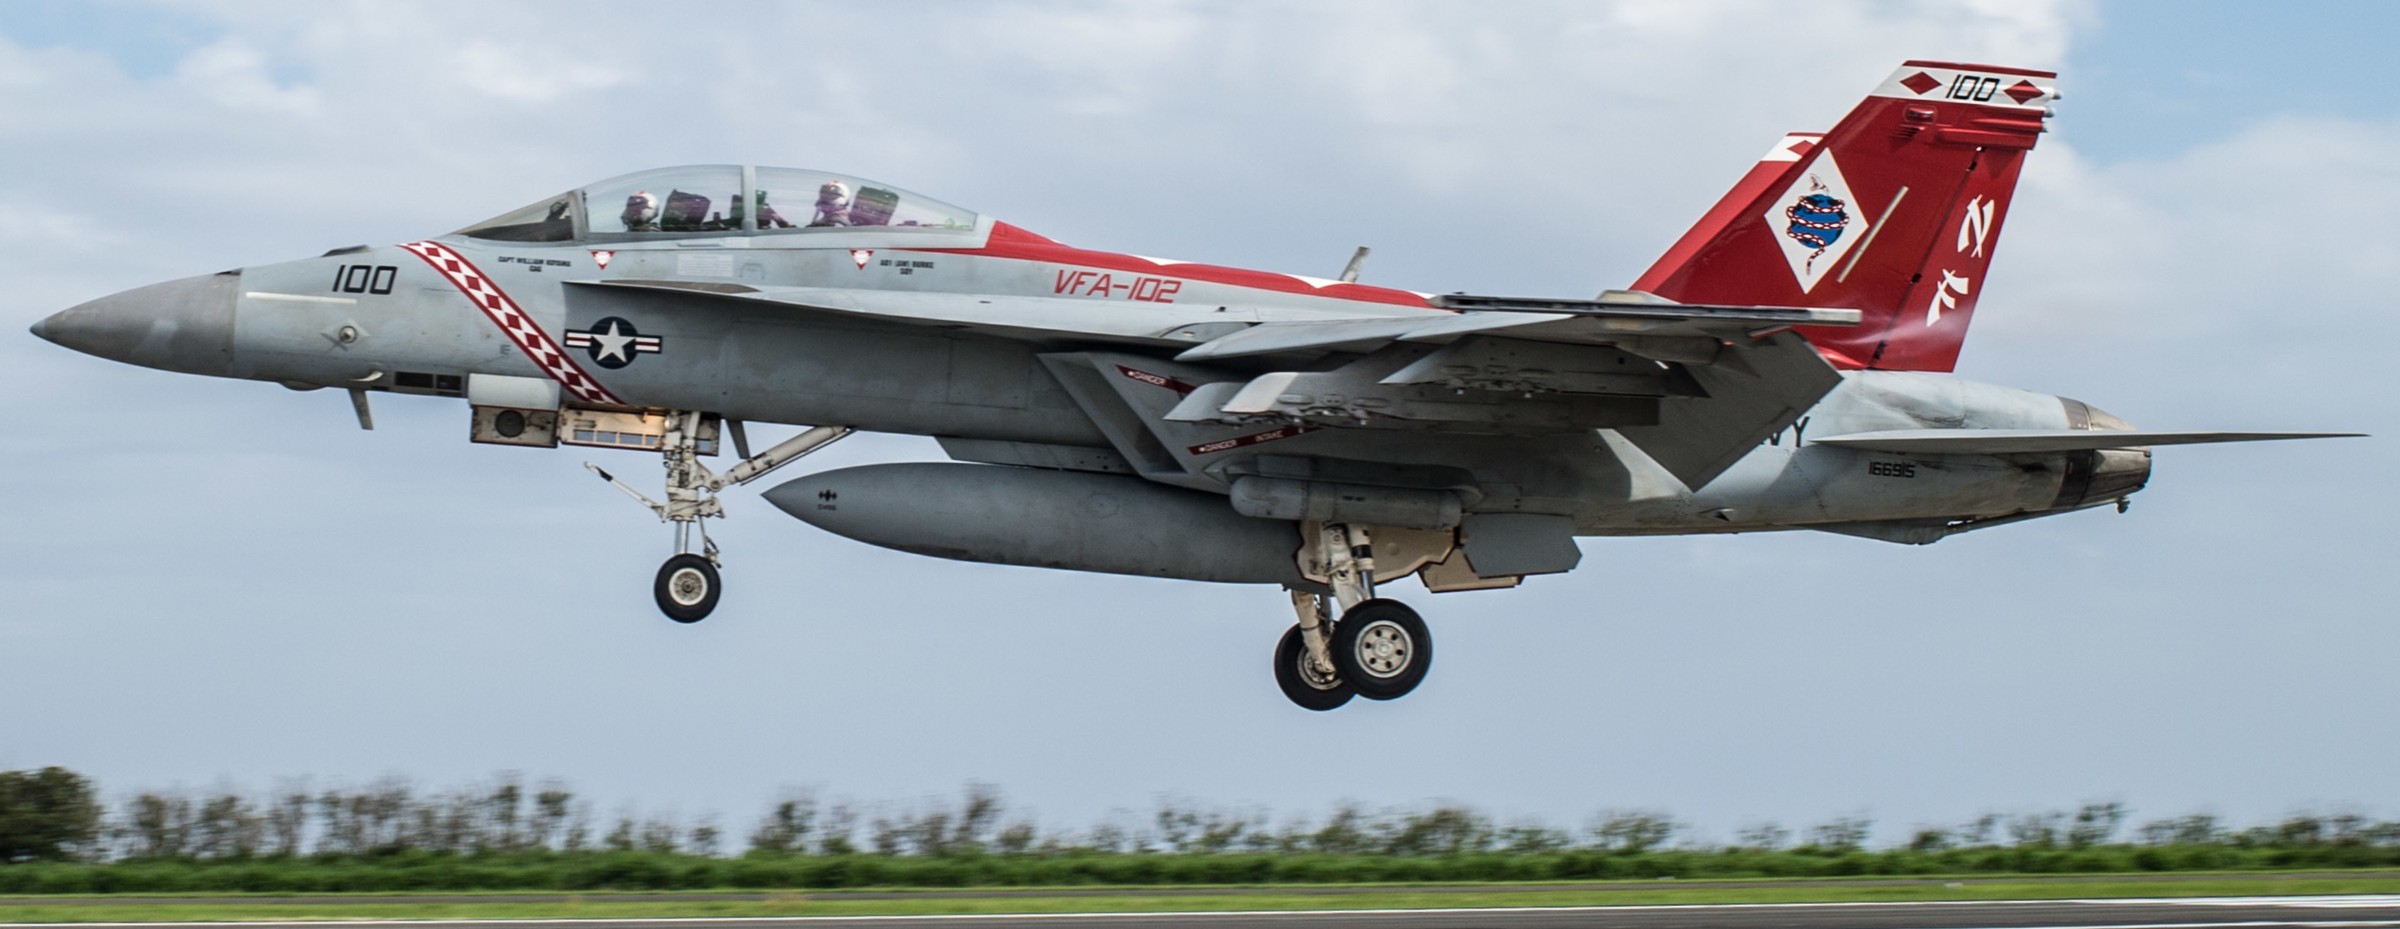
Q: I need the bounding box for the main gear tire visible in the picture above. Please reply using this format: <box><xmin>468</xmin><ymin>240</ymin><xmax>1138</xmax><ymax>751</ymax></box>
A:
<box><xmin>1330</xmin><ymin>599</ymin><xmax>1431</xmax><ymax>701</ymax></box>
<box><xmin>1274</xmin><ymin>624</ymin><xmax>1354</xmax><ymax>711</ymax></box>
<box><xmin>654</xmin><ymin>554</ymin><xmax>720</xmax><ymax>623</ymax></box>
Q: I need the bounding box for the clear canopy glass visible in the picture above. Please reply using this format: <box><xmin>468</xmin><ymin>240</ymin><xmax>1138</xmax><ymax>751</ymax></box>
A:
<box><xmin>453</xmin><ymin>165</ymin><xmax>979</xmax><ymax>243</ymax></box>
<box><xmin>452</xmin><ymin>192</ymin><xmax>577</xmax><ymax>242</ymax></box>
<box><xmin>585</xmin><ymin>165</ymin><xmax>744</xmax><ymax>236</ymax></box>
<box><xmin>751</xmin><ymin>167</ymin><xmax>978</xmax><ymax>233</ymax></box>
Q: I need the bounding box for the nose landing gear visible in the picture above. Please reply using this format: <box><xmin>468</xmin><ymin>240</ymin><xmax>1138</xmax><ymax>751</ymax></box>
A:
<box><xmin>654</xmin><ymin>552</ymin><xmax>720</xmax><ymax>623</ymax></box>
<box><xmin>587</xmin><ymin>414</ymin><xmax>852</xmax><ymax>623</ymax></box>
<box><xmin>1275</xmin><ymin>523</ymin><xmax>1433</xmax><ymax>710</ymax></box>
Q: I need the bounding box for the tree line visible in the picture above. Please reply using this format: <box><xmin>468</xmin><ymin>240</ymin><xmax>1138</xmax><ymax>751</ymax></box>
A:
<box><xmin>3</xmin><ymin>767</ymin><xmax>2398</xmax><ymax>890</ymax></box>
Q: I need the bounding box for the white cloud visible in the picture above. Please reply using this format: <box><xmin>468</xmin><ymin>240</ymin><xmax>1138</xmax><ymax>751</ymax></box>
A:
<box><xmin>174</xmin><ymin>38</ymin><xmax>319</xmax><ymax>113</ymax></box>
<box><xmin>1970</xmin><ymin>110</ymin><xmax>2400</xmax><ymax>433</ymax></box>
<box><xmin>953</xmin><ymin>1</ymin><xmax>1209</xmax><ymax>118</ymax></box>
<box><xmin>448</xmin><ymin>40</ymin><xmax>626</xmax><ymax>104</ymax></box>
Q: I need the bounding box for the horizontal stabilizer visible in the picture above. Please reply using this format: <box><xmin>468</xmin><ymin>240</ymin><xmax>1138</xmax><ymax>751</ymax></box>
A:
<box><xmin>1812</xmin><ymin>429</ymin><xmax>2363</xmax><ymax>454</ymax></box>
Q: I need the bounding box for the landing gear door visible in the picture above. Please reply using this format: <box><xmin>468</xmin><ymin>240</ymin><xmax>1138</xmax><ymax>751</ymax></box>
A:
<box><xmin>468</xmin><ymin>373</ymin><xmax>562</xmax><ymax>448</ymax></box>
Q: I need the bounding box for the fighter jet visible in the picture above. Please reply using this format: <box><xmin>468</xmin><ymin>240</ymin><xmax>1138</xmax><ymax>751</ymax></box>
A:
<box><xmin>32</xmin><ymin>61</ymin><xmax>2353</xmax><ymax>709</ymax></box>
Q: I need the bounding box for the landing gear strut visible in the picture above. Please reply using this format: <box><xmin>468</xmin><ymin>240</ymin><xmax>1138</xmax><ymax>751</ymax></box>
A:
<box><xmin>1274</xmin><ymin>523</ymin><xmax>1433</xmax><ymax>709</ymax></box>
<box><xmin>588</xmin><ymin>414</ymin><xmax>851</xmax><ymax>623</ymax></box>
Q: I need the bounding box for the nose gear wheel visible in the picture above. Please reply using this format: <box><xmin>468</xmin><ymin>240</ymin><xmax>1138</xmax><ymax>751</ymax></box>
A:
<box><xmin>654</xmin><ymin>553</ymin><xmax>720</xmax><ymax>623</ymax></box>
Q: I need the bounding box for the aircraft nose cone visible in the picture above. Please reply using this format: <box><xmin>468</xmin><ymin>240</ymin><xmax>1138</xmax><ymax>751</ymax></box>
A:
<box><xmin>34</xmin><ymin>271</ymin><xmax>240</xmax><ymax>375</ymax></box>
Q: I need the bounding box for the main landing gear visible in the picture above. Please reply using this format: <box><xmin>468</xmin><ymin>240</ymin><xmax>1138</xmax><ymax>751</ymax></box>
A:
<box><xmin>1274</xmin><ymin>523</ymin><xmax>1433</xmax><ymax>710</ymax></box>
<box><xmin>588</xmin><ymin>413</ymin><xmax>852</xmax><ymax>623</ymax></box>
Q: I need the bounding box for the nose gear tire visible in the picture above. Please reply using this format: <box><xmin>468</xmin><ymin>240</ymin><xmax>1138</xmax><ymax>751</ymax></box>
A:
<box><xmin>654</xmin><ymin>553</ymin><xmax>720</xmax><ymax>623</ymax></box>
<box><xmin>1331</xmin><ymin>599</ymin><xmax>1431</xmax><ymax>701</ymax></box>
<box><xmin>1274</xmin><ymin>624</ymin><xmax>1354</xmax><ymax>711</ymax></box>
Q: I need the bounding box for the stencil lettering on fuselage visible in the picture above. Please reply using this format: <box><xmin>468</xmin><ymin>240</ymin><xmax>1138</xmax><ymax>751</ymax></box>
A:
<box><xmin>1053</xmin><ymin>269</ymin><xmax>1184</xmax><ymax>303</ymax></box>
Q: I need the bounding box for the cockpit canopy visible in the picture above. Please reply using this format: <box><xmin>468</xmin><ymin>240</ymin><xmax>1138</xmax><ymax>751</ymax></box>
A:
<box><xmin>453</xmin><ymin>165</ymin><xmax>980</xmax><ymax>243</ymax></box>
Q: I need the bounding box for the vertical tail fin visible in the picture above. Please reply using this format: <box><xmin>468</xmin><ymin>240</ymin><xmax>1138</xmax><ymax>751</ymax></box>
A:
<box><xmin>1630</xmin><ymin>61</ymin><xmax>2058</xmax><ymax>372</ymax></box>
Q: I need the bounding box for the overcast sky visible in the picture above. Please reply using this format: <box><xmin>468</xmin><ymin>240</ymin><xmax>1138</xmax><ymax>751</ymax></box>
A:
<box><xmin>5</xmin><ymin>0</ymin><xmax>2397</xmax><ymax>847</ymax></box>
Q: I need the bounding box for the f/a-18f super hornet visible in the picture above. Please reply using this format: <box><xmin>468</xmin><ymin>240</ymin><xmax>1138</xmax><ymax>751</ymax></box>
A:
<box><xmin>34</xmin><ymin>61</ymin><xmax>2352</xmax><ymax>709</ymax></box>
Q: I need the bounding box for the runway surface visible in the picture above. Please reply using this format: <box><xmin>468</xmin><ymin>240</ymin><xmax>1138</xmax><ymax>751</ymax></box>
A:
<box><xmin>13</xmin><ymin>896</ymin><xmax>2400</xmax><ymax>929</ymax></box>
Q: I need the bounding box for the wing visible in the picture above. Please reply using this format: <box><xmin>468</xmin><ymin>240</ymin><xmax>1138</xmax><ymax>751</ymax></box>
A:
<box><xmin>1812</xmin><ymin>429</ymin><xmax>2364</xmax><ymax>454</ymax></box>
<box><xmin>1173</xmin><ymin>290</ymin><xmax>1858</xmax><ymax>361</ymax></box>
<box><xmin>572</xmin><ymin>280</ymin><xmax>1859</xmax><ymax>490</ymax></box>
<box><xmin>1156</xmin><ymin>291</ymin><xmax>1857</xmax><ymax>490</ymax></box>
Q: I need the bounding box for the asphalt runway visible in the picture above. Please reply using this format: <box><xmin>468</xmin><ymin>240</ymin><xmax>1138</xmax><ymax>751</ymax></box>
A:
<box><xmin>15</xmin><ymin>896</ymin><xmax>2400</xmax><ymax>929</ymax></box>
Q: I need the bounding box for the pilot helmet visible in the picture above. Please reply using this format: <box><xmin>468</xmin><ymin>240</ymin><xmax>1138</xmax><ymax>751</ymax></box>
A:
<box><xmin>815</xmin><ymin>181</ymin><xmax>849</xmax><ymax>206</ymax></box>
<box><xmin>621</xmin><ymin>190</ymin><xmax>660</xmax><ymax>227</ymax></box>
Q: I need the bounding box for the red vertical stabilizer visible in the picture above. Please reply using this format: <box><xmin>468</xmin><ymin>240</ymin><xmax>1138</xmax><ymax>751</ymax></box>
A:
<box><xmin>1630</xmin><ymin>61</ymin><xmax>2057</xmax><ymax>372</ymax></box>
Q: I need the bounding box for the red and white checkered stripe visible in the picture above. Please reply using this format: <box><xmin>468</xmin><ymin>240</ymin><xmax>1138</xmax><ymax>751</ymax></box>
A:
<box><xmin>400</xmin><ymin>240</ymin><xmax>622</xmax><ymax>406</ymax></box>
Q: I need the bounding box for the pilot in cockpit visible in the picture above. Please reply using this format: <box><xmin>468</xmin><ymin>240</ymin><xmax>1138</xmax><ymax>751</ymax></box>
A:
<box><xmin>621</xmin><ymin>190</ymin><xmax>661</xmax><ymax>232</ymax></box>
<box><xmin>810</xmin><ymin>181</ymin><xmax>851</xmax><ymax>226</ymax></box>
<box><xmin>755</xmin><ymin>190</ymin><xmax>794</xmax><ymax>229</ymax></box>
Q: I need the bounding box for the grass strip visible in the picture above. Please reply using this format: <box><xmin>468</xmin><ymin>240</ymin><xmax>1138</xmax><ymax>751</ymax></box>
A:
<box><xmin>3</xmin><ymin>875</ymin><xmax>2399</xmax><ymax>922</ymax></box>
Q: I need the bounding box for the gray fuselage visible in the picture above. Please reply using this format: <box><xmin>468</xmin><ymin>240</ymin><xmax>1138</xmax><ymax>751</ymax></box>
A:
<box><xmin>38</xmin><ymin>227</ymin><xmax>2142</xmax><ymax>551</ymax></box>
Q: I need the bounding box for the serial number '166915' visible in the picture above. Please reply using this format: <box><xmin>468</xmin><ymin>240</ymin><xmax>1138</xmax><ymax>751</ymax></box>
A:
<box><xmin>1868</xmin><ymin>461</ymin><xmax>1918</xmax><ymax>479</ymax></box>
<box><xmin>1054</xmin><ymin>269</ymin><xmax>1183</xmax><ymax>302</ymax></box>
